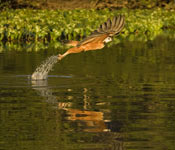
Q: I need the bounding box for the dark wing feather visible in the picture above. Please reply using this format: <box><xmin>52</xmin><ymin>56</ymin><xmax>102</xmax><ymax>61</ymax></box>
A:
<box><xmin>107</xmin><ymin>18</ymin><xmax>112</xmax><ymax>30</ymax></box>
<box><xmin>77</xmin><ymin>15</ymin><xmax>125</xmax><ymax>47</ymax></box>
<box><xmin>94</xmin><ymin>15</ymin><xmax>125</xmax><ymax>36</ymax></box>
<box><xmin>111</xmin><ymin>17</ymin><xmax>117</xmax><ymax>30</ymax></box>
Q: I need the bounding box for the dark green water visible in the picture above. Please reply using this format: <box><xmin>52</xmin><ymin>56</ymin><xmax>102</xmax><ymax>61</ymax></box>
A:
<box><xmin>1</xmin><ymin>35</ymin><xmax>175</xmax><ymax>150</ymax></box>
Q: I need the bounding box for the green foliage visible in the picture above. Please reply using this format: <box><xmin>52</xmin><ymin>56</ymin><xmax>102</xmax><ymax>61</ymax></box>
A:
<box><xmin>0</xmin><ymin>8</ymin><xmax>175</xmax><ymax>43</ymax></box>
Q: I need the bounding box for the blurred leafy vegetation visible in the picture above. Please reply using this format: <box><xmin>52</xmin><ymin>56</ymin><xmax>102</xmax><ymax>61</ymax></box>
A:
<box><xmin>0</xmin><ymin>8</ymin><xmax>175</xmax><ymax>44</ymax></box>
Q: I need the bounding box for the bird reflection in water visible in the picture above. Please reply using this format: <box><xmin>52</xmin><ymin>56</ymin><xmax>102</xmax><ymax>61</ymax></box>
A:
<box><xmin>31</xmin><ymin>80</ymin><xmax>125</xmax><ymax>149</ymax></box>
<box><xmin>31</xmin><ymin>80</ymin><xmax>121</xmax><ymax>132</ymax></box>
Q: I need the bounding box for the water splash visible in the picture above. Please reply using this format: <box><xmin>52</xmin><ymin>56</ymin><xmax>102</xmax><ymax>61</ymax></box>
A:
<box><xmin>31</xmin><ymin>55</ymin><xmax>58</xmax><ymax>80</ymax></box>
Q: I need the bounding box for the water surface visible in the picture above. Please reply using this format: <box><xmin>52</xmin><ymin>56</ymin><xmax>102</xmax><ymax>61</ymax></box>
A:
<box><xmin>1</xmin><ymin>35</ymin><xmax>175</xmax><ymax>150</ymax></box>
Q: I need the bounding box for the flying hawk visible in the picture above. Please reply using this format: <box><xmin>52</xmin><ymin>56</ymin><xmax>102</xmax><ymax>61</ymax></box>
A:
<box><xmin>58</xmin><ymin>15</ymin><xmax>125</xmax><ymax>60</ymax></box>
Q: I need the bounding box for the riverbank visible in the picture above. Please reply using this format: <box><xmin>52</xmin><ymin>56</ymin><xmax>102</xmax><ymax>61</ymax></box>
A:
<box><xmin>1</xmin><ymin>0</ymin><xmax>175</xmax><ymax>10</ymax></box>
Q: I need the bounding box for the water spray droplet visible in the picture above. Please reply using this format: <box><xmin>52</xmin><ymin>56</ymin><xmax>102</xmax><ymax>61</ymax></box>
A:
<box><xmin>31</xmin><ymin>55</ymin><xmax>58</xmax><ymax>80</ymax></box>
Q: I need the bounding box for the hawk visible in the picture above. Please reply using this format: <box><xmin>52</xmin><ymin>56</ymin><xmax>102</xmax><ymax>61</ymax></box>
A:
<box><xmin>58</xmin><ymin>15</ymin><xmax>125</xmax><ymax>60</ymax></box>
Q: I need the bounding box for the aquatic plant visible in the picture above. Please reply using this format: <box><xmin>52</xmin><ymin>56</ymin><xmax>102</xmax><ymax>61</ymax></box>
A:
<box><xmin>0</xmin><ymin>8</ymin><xmax>174</xmax><ymax>44</ymax></box>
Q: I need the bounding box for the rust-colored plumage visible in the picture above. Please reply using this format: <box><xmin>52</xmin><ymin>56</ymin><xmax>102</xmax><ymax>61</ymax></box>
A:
<box><xmin>58</xmin><ymin>15</ymin><xmax>125</xmax><ymax>60</ymax></box>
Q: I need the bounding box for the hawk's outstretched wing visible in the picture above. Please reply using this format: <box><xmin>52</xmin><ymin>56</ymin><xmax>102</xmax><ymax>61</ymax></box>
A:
<box><xmin>77</xmin><ymin>15</ymin><xmax>125</xmax><ymax>47</ymax></box>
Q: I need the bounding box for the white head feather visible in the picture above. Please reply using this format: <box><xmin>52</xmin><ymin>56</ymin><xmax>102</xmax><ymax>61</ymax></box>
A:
<box><xmin>104</xmin><ymin>37</ymin><xmax>112</xmax><ymax>43</ymax></box>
